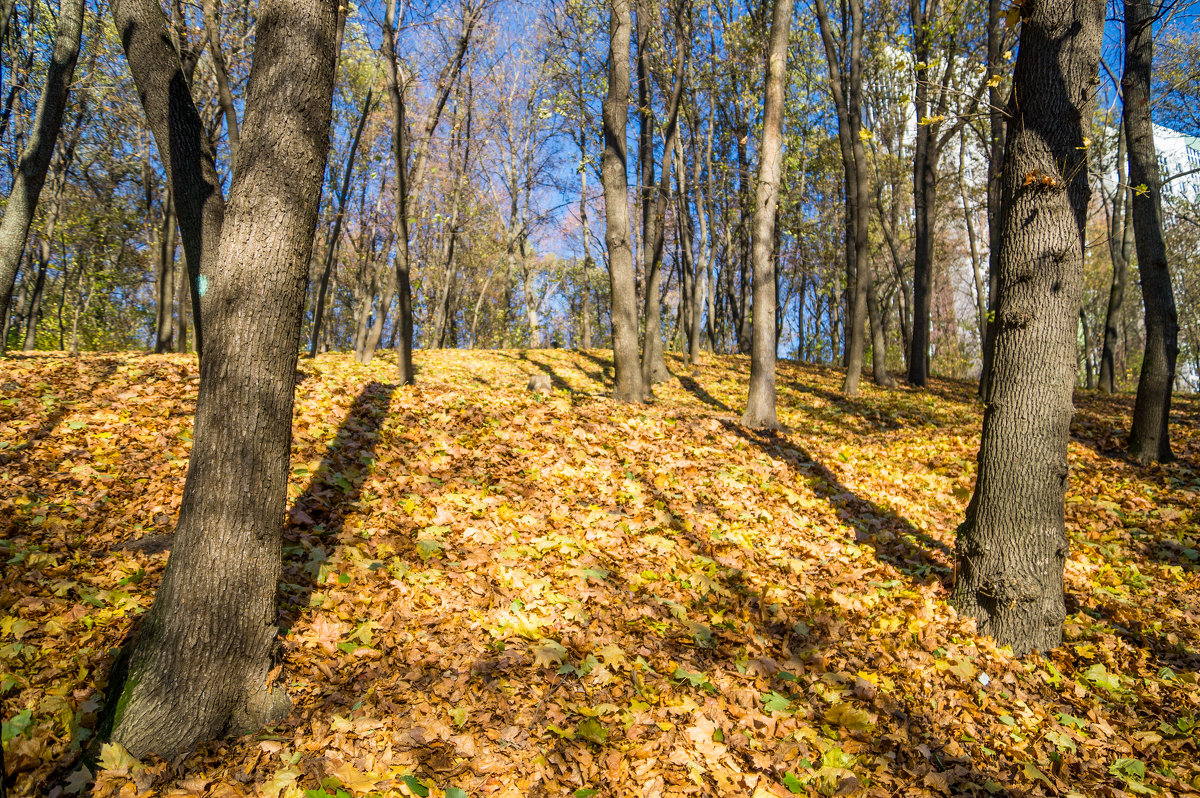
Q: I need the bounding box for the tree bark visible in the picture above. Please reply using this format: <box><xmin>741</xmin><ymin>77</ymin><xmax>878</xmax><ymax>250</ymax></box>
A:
<box><xmin>155</xmin><ymin>196</ymin><xmax>179</xmax><ymax>353</ymax></box>
<box><xmin>952</xmin><ymin>0</ymin><xmax>1103</xmax><ymax>655</ymax></box>
<box><xmin>602</xmin><ymin>0</ymin><xmax>642</xmax><ymax>402</ymax></box>
<box><xmin>0</xmin><ymin>0</ymin><xmax>84</xmax><ymax>337</ymax></box>
<box><xmin>105</xmin><ymin>0</ymin><xmax>339</xmax><ymax>758</ymax></box>
<box><xmin>742</xmin><ymin>0</ymin><xmax>791</xmax><ymax>429</ymax></box>
<box><xmin>1125</xmin><ymin>0</ymin><xmax>1179</xmax><ymax>464</ymax></box>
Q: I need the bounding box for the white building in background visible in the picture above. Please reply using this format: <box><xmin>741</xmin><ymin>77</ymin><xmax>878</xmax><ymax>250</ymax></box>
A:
<box><xmin>1155</xmin><ymin>123</ymin><xmax>1200</xmax><ymax>202</ymax></box>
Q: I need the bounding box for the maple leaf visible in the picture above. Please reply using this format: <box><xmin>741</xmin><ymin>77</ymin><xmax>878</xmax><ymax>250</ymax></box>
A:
<box><xmin>530</xmin><ymin>638</ymin><xmax>567</xmax><ymax>668</ymax></box>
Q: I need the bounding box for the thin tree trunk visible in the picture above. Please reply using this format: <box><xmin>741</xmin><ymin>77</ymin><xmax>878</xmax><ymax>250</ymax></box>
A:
<box><xmin>104</xmin><ymin>0</ymin><xmax>339</xmax><ymax>758</ymax></box>
<box><xmin>155</xmin><ymin>197</ymin><xmax>178</xmax><ymax>353</ymax></box>
<box><xmin>978</xmin><ymin>0</ymin><xmax>1007</xmax><ymax>399</ymax></box>
<box><xmin>742</xmin><ymin>0</ymin><xmax>791</xmax><ymax>429</ymax></box>
<box><xmin>0</xmin><ymin>0</ymin><xmax>84</xmax><ymax>337</ymax></box>
<box><xmin>1125</xmin><ymin>0</ymin><xmax>1178</xmax><ymax>464</ymax></box>
<box><xmin>952</xmin><ymin>0</ymin><xmax>1103</xmax><ymax>654</ymax></box>
<box><xmin>362</xmin><ymin>0</ymin><xmax>477</xmax><ymax>378</ymax></box>
<box><xmin>310</xmin><ymin>88</ymin><xmax>374</xmax><ymax>357</ymax></box>
<box><xmin>1099</xmin><ymin>126</ymin><xmax>1132</xmax><ymax>394</ymax></box>
<box><xmin>1080</xmin><ymin>308</ymin><xmax>1094</xmax><ymax>389</ymax></box>
<box><xmin>201</xmin><ymin>0</ymin><xmax>241</xmax><ymax>166</ymax></box>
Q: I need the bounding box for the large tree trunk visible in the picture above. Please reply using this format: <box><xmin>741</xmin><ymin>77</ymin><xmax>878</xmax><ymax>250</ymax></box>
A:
<box><xmin>742</xmin><ymin>0</ymin><xmax>791</xmax><ymax>429</ymax></box>
<box><xmin>105</xmin><ymin>0</ymin><xmax>338</xmax><ymax>758</ymax></box>
<box><xmin>113</xmin><ymin>0</ymin><xmax>228</xmax><ymax>360</ymax></box>
<box><xmin>0</xmin><ymin>0</ymin><xmax>84</xmax><ymax>335</ymax></box>
<box><xmin>1125</xmin><ymin>0</ymin><xmax>1179</xmax><ymax>464</ymax></box>
<box><xmin>952</xmin><ymin>0</ymin><xmax>1103</xmax><ymax>655</ymax></box>
<box><xmin>602</xmin><ymin>0</ymin><xmax>642</xmax><ymax>402</ymax></box>
<box><xmin>1098</xmin><ymin>122</ymin><xmax>1132</xmax><ymax>394</ymax></box>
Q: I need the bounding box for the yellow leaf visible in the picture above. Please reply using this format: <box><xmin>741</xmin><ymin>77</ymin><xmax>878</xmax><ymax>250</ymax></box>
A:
<box><xmin>96</xmin><ymin>742</ymin><xmax>138</xmax><ymax>776</ymax></box>
<box><xmin>531</xmin><ymin>638</ymin><xmax>567</xmax><ymax>668</ymax></box>
<box><xmin>261</xmin><ymin>767</ymin><xmax>300</xmax><ymax>798</ymax></box>
<box><xmin>824</xmin><ymin>702</ymin><xmax>875</xmax><ymax>731</ymax></box>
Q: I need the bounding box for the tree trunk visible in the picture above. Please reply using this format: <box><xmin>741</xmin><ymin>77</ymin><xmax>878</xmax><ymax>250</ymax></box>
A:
<box><xmin>907</xmin><ymin>0</ymin><xmax>940</xmax><ymax>387</ymax></box>
<box><xmin>742</xmin><ymin>0</ymin><xmax>791</xmax><ymax>429</ymax></box>
<box><xmin>362</xmin><ymin>0</ymin><xmax>476</xmax><ymax>378</ymax></box>
<box><xmin>952</xmin><ymin>0</ymin><xmax>1103</xmax><ymax>655</ymax></box>
<box><xmin>601</xmin><ymin>0</ymin><xmax>642</xmax><ymax>402</ymax></box>
<box><xmin>0</xmin><ymin>0</ymin><xmax>84</xmax><ymax>335</ymax></box>
<box><xmin>1080</xmin><ymin>309</ymin><xmax>1094</xmax><ymax>389</ymax></box>
<box><xmin>155</xmin><ymin>197</ymin><xmax>179</xmax><ymax>353</ymax></box>
<box><xmin>1124</xmin><ymin>0</ymin><xmax>1178</xmax><ymax>465</ymax></box>
<box><xmin>978</xmin><ymin>0</ymin><xmax>1007</xmax><ymax>400</ymax></box>
<box><xmin>1098</xmin><ymin>122</ymin><xmax>1132</xmax><ymax>394</ymax></box>
<box><xmin>22</xmin><ymin>240</ymin><xmax>48</xmax><ymax>350</ymax></box>
<box><xmin>104</xmin><ymin>0</ymin><xmax>339</xmax><ymax>759</ymax></box>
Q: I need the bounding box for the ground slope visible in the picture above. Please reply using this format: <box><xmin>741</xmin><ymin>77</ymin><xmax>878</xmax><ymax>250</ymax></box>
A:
<box><xmin>1</xmin><ymin>350</ymin><xmax>1198</xmax><ymax>797</ymax></box>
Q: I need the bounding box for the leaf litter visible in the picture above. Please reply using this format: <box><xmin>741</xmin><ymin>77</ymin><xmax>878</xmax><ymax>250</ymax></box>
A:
<box><xmin>1</xmin><ymin>349</ymin><xmax>1198</xmax><ymax>797</ymax></box>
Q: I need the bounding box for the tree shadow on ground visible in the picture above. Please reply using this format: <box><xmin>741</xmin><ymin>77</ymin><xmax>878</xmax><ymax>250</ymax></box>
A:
<box><xmin>0</xmin><ymin>357</ymin><xmax>120</xmax><ymax>467</ymax></box>
<box><xmin>280</xmin><ymin>381</ymin><xmax>397</xmax><ymax>628</ymax></box>
<box><xmin>676</xmin><ymin>373</ymin><xmax>733</xmax><ymax>413</ymax></box>
<box><xmin>518</xmin><ymin>351</ymin><xmax>575</xmax><ymax>394</ymax></box>
<box><xmin>721</xmin><ymin>421</ymin><xmax>953</xmax><ymax>585</ymax></box>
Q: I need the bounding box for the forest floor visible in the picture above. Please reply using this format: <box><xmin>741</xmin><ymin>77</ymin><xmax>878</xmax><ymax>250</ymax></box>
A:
<box><xmin>2</xmin><ymin>349</ymin><xmax>1199</xmax><ymax>798</ymax></box>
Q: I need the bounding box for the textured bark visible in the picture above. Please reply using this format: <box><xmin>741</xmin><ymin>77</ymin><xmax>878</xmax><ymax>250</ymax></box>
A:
<box><xmin>601</xmin><ymin>0</ymin><xmax>642</xmax><ymax>403</ymax></box>
<box><xmin>113</xmin><ymin>0</ymin><xmax>227</xmax><ymax>359</ymax></box>
<box><xmin>0</xmin><ymin>0</ymin><xmax>84</xmax><ymax>335</ymax></box>
<box><xmin>742</xmin><ymin>0</ymin><xmax>791</xmax><ymax>430</ymax></box>
<box><xmin>907</xmin><ymin>0</ymin><xmax>939</xmax><ymax>387</ymax></box>
<box><xmin>1124</xmin><ymin>0</ymin><xmax>1178</xmax><ymax>464</ymax></box>
<box><xmin>106</xmin><ymin>0</ymin><xmax>338</xmax><ymax>758</ymax></box>
<box><xmin>1098</xmin><ymin>124</ymin><xmax>1132</xmax><ymax>394</ymax></box>
<box><xmin>952</xmin><ymin>0</ymin><xmax>1103</xmax><ymax>655</ymax></box>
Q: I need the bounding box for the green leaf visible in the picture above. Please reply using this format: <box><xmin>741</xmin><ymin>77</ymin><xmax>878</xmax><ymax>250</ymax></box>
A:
<box><xmin>1084</xmin><ymin>663</ymin><xmax>1123</xmax><ymax>693</ymax></box>
<box><xmin>400</xmin><ymin>774</ymin><xmax>430</xmax><ymax>797</ymax></box>
<box><xmin>2</xmin><ymin>708</ymin><xmax>32</xmax><ymax>742</ymax></box>
<box><xmin>416</xmin><ymin>539</ymin><xmax>444</xmax><ymax>562</ymax></box>
<box><xmin>577</xmin><ymin>717</ymin><xmax>608</xmax><ymax>744</ymax></box>
<box><xmin>761</xmin><ymin>691</ymin><xmax>793</xmax><ymax>714</ymax></box>
<box><xmin>574</xmin><ymin>790</ymin><xmax>600</xmax><ymax>798</ymax></box>
<box><xmin>782</xmin><ymin>772</ymin><xmax>806</xmax><ymax>793</ymax></box>
<box><xmin>446</xmin><ymin>789</ymin><xmax>469</xmax><ymax>798</ymax></box>
<box><xmin>1056</xmin><ymin>712</ymin><xmax>1087</xmax><ymax>730</ymax></box>
<box><xmin>1109</xmin><ymin>758</ymin><xmax>1146</xmax><ymax>780</ymax></box>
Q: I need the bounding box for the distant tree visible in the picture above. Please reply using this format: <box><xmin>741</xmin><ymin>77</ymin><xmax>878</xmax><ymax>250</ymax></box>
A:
<box><xmin>742</xmin><ymin>0</ymin><xmax>792</xmax><ymax>430</ymax></box>
<box><xmin>0</xmin><ymin>0</ymin><xmax>84</xmax><ymax>353</ymax></box>
<box><xmin>953</xmin><ymin>0</ymin><xmax>1103</xmax><ymax>654</ymax></box>
<box><xmin>101</xmin><ymin>0</ymin><xmax>340</xmax><ymax>757</ymax></box>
